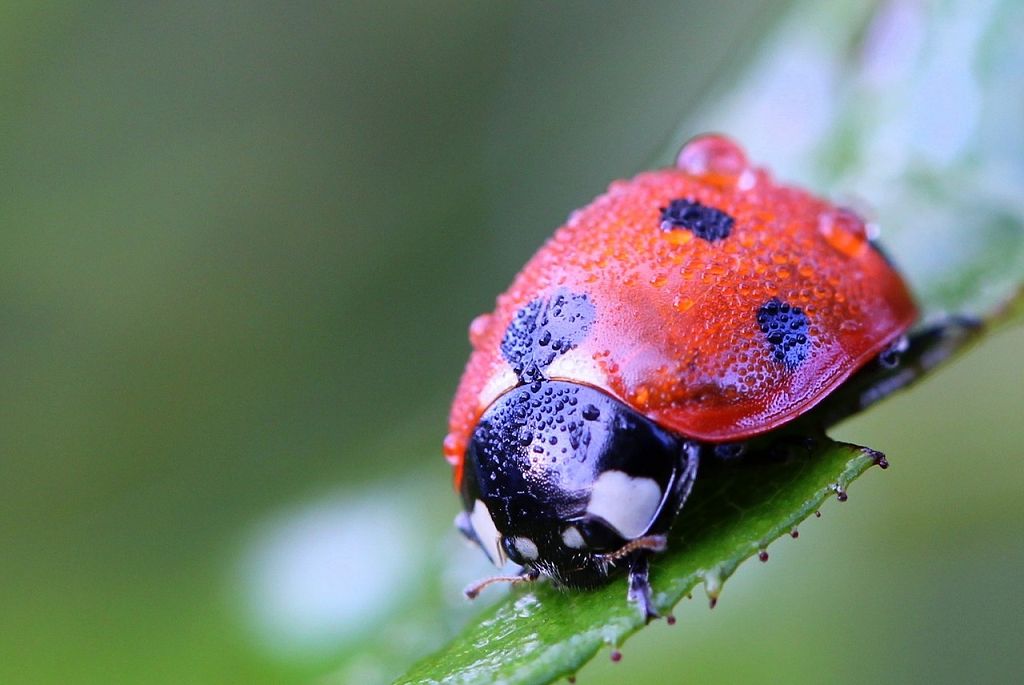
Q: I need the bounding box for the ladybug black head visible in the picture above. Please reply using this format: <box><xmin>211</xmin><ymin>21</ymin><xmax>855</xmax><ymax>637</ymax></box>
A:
<box><xmin>456</xmin><ymin>380</ymin><xmax>698</xmax><ymax>590</ymax></box>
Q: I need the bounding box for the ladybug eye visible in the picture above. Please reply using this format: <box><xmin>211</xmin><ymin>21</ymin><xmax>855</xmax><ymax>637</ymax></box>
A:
<box><xmin>502</xmin><ymin>535</ymin><xmax>540</xmax><ymax>564</ymax></box>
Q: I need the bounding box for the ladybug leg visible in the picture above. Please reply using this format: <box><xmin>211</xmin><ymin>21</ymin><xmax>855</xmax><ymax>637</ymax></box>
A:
<box><xmin>817</xmin><ymin>315</ymin><xmax>982</xmax><ymax>429</ymax></box>
<box><xmin>672</xmin><ymin>440</ymin><xmax>701</xmax><ymax>511</ymax></box>
<box><xmin>712</xmin><ymin>442</ymin><xmax>747</xmax><ymax>461</ymax></box>
<box><xmin>626</xmin><ymin>553</ymin><xmax>660</xmax><ymax>624</ymax></box>
<box><xmin>878</xmin><ymin>333</ymin><xmax>910</xmax><ymax>368</ymax></box>
<box><xmin>620</xmin><ymin>441</ymin><xmax>701</xmax><ymax>623</ymax></box>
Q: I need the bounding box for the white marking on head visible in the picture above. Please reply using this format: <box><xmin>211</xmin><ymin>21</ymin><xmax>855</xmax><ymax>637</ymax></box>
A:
<box><xmin>469</xmin><ymin>499</ymin><xmax>504</xmax><ymax>566</ymax></box>
<box><xmin>512</xmin><ymin>536</ymin><xmax>539</xmax><ymax>561</ymax></box>
<box><xmin>478</xmin><ymin>367</ymin><xmax>518</xmax><ymax>416</ymax></box>
<box><xmin>585</xmin><ymin>470</ymin><xmax>662</xmax><ymax>539</ymax></box>
<box><xmin>561</xmin><ymin>525</ymin><xmax>586</xmax><ymax>549</ymax></box>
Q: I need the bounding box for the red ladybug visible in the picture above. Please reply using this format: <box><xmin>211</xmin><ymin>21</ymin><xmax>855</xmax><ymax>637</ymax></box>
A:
<box><xmin>444</xmin><ymin>134</ymin><xmax>923</xmax><ymax>621</ymax></box>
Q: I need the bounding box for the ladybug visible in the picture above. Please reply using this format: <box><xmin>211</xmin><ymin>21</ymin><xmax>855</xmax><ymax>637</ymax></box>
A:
<box><xmin>444</xmin><ymin>134</ymin><xmax>931</xmax><ymax>622</ymax></box>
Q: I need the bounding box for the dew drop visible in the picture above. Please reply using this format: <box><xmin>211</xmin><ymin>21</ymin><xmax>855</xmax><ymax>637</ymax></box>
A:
<box><xmin>704</xmin><ymin>572</ymin><xmax>722</xmax><ymax>609</ymax></box>
<box><xmin>818</xmin><ymin>208</ymin><xmax>869</xmax><ymax>258</ymax></box>
<box><xmin>674</xmin><ymin>295</ymin><xmax>695</xmax><ymax>313</ymax></box>
<box><xmin>758</xmin><ymin>550</ymin><xmax>769</xmax><ymax>563</ymax></box>
<box><xmin>664</xmin><ymin>229</ymin><xmax>693</xmax><ymax>246</ymax></box>
<box><xmin>676</xmin><ymin>134</ymin><xmax>749</xmax><ymax>180</ymax></box>
<box><xmin>442</xmin><ymin>433</ymin><xmax>461</xmax><ymax>465</ymax></box>
<box><xmin>610</xmin><ymin>650</ymin><xmax>622</xmax><ymax>662</ymax></box>
<box><xmin>468</xmin><ymin>313</ymin><xmax>492</xmax><ymax>347</ymax></box>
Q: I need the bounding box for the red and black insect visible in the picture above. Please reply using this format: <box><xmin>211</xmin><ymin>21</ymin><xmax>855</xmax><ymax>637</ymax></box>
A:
<box><xmin>444</xmin><ymin>134</ymin><xmax>970</xmax><ymax>621</ymax></box>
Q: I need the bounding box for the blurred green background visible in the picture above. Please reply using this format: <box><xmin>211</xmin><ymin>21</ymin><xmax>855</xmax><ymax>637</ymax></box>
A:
<box><xmin>2</xmin><ymin>2</ymin><xmax>1021</xmax><ymax>684</ymax></box>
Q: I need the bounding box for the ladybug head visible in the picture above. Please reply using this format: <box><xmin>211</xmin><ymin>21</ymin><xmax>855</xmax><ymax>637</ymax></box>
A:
<box><xmin>456</xmin><ymin>380</ymin><xmax>699</xmax><ymax>590</ymax></box>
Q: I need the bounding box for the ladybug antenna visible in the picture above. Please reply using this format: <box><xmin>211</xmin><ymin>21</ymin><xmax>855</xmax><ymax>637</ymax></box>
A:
<box><xmin>464</xmin><ymin>569</ymin><xmax>540</xmax><ymax>599</ymax></box>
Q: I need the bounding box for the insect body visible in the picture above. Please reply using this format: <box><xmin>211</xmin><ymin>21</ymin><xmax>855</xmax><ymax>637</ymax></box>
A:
<box><xmin>445</xmin><ymin>135</ymin><xmax>920</xmax><ymax>620</ymax></box>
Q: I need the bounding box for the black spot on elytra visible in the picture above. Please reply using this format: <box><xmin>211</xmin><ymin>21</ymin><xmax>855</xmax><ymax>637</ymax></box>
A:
<box><xmin>501</xmin><ymin>289</ymin><xmax>595</xmax><ymax>383</ymax></box>
<box><xmin>660</xmin><ymin>198</ymin><xmax>734</xmax><ymax>242</ymax></box>
<box><xmin>756</xmin><ymin>298</ymin><xmax>810</xmax><ymax>369</ymax></box>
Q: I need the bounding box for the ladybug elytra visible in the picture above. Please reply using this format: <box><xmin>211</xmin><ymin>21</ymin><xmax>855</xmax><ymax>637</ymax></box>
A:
<box><xmin>444</xmin><ymin>135</ymin><xmax>926</xmax><ymax>621</ymax></box>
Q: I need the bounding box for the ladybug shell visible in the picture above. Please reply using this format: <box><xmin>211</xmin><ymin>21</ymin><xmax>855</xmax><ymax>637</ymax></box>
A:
<box><xmin>445</xmin><ymin>136</ymin><xmax>917</xmax><ymax>486</ymax></box>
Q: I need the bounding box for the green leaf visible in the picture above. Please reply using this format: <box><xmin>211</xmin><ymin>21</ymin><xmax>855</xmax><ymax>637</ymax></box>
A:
<box><xmin>395</xmin><ymin>1</ymin><xmax>1024</xmax><ymax>683</ymax></box>
<box><xmin>397</xmin><ymin>441</ymin><xmax>882</xmax><ymax>685</ymax></box>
